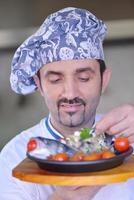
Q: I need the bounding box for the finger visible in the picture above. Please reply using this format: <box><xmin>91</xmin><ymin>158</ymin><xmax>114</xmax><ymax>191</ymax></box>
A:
<box><xmin>127</xmin><ymin>135</ymin><xmax>134</xmax><ymax>143</ymax></box>
<box><xmin>74</xmin><ymin>185</ymin><xmax>104</xmax><ymax>200</ymax></box>
<box><xmin>56</xmin><ymin>186</ymin><xmax>81</xmax><ymax>191</ymax></box>
<box><xmin>64</xmin><ymin>186</ymin><xmax>82</xmax><ymax>191</ymax></box>
<box><xmin>118</xmin><ymin>127</ymin><xmax>134</xmax><ymax>143</ymax></box>
<box><xmin>106</xmin><ymin>118</ymin><xmax>129</xmax><ymax>136</ymax></box>
<box><xmin>96</xmin><ymin>108</ymin><xmax>127</xmax><ymax>134</ymax></box>
<box><xmin>96</xmin><ymin>115</ymin><xmax>126</xmax><ymax>134</ymax></box>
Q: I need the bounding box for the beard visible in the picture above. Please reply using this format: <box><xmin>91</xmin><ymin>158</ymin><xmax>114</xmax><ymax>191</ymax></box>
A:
<box><xmin>57</xmin><ymin>97</ymin><xmax>86</xmax><ymax>127</ymax></box>
<box><xmin>56</xmin><ymin>95</ymin><xmax>100</xmax><ymax>128</ymax></box>
<box><xmin>58</xmin><ymin>106</ymin><xmax>86</xmax><ymax>127</ymax></box>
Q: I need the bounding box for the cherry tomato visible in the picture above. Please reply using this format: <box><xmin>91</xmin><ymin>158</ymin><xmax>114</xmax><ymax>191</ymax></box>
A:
<box><xmin>84</xmin><ymin>152</ymin><xmax>102</xmax><ymax>161</ymax></box>
<box><xmin>51</xmin><ymin>153</ymin><xmax>69</xmax><ymax>161</ymax></box>
<box><xmin>27</xmin><ymin>139</ymin><xmax>37</xmax><ymax>152</ymax></box>
<box><xmin>102</xmin><ymin>150</ymin><xmax>115</xmax><ymax>159</ymax></box>
<box><xmin>114</xmin><ymin>137</ymin><xmax>129</xmax><ymax>152</ymax></box>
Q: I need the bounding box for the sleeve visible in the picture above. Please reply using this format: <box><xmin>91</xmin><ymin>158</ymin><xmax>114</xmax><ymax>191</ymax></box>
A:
<box><xmin>0</xmin><ymin>134</ymin><xmax>54</xmax><ymax>200</ymax></box>
<box><xmin>0</xmin><ymin>154</ymin><xmax>39</xmax><ymax>200</ymax></box>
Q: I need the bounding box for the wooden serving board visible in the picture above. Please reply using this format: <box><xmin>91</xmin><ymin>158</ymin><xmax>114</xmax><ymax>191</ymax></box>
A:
<box><xmin>12</xmin><ymin>156</ymin><xmax>134</xmax><ymax>186</ymax></box>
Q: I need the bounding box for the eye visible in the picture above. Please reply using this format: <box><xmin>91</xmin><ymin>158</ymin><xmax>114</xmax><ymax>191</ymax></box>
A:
<box><xmin>77</xmin><ymin>71</ymin><xmax>91</xmax><ymax>82</ymax></box>
<box><xmin>78</xmin><ymin>74</ymin><xmax>90</xmax><ymax>82</ymax></box>
<box><xmin>49</xmin><ymin>78</ymin><xmax>61</xmax><ymax>84</ymax></box>
<box><xmin>48</xmin><ymin>75</ymin><xmax>62</xmax><ymax>84</ymax></box>
<box><xmin>78</xmin><ymin>77</ymin><xmax>90</xmax><ymax>82</ymax></box>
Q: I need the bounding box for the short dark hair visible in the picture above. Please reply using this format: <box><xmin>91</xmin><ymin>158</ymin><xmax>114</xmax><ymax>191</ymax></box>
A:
<box><xmin>97</xmin><ymin>59</ymin><xmax>106</xmax><ymax>77</ymax></box>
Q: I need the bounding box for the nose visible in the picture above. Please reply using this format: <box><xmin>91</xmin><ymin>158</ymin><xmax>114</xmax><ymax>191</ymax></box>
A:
<box><xmin>62</xmin><ymin>78</ymin><xmax>79</xmax><ymax>100</ymax></box>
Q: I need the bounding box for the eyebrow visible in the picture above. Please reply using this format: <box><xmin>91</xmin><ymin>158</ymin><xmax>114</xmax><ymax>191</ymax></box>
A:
<box><xmin>44</xmin><ymin>67</ymin><xmax>95</xmax><ymax>78</ymax></box>
<box><xmin>44</xmin><ymin>71</ymin><xmax>62</xmax><ymax>78</ymax></box>
<box><xmin>75</xmin><ymin>67</ymin><xmax>95</xmax><ymax>74</ymax></box>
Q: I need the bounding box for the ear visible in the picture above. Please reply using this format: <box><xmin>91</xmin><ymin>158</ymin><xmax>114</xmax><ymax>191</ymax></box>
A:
<box><xmin>33</xmin><ymin>74</ymin><xmax>44</xmax><ymax>96</ymax></box>
<box><xmin>101</xmin><ymin>68</ymin><xmax>111</xmax><ymax>93</ymax></box>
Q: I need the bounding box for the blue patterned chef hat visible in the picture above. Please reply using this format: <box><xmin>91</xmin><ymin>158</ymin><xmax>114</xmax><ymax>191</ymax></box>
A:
<box><xmin>10</xmin><ymin>7</ymin><xmax>107</xmax><ymax>94</ymax></box>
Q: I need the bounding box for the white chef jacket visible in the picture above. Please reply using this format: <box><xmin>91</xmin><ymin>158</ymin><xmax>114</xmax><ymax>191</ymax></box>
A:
<box><xmin>0</xmin><ymin>115</ymin><xmax>134</xmax><ymax>200</ymax></box>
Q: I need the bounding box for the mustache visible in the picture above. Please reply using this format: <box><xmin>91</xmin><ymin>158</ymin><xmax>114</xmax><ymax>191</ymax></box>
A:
<box><xmin>57</xmin><ymin>97</ymin><xmax>86</xmax><ymax>107</ymax></box>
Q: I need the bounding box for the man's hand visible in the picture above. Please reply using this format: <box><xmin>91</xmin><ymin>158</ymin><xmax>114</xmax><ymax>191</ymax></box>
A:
<box><xmin>48</xmin><ymin>185</ymin><xmax>103</xmax><ymax>200</ymax></box>
<box><xmin>96</xmin><ymin>104</ymin><xmax>134</xmax><ymax>143</ymax></box>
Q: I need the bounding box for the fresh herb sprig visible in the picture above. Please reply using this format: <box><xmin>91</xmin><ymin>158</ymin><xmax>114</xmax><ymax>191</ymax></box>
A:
<box><xmin>80</xmin><ymin>128</ymin><xmax>92</xmax><ymax>140</ymax></box>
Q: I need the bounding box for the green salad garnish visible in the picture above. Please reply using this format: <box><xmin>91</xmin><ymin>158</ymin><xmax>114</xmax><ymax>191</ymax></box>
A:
<box><xmin>80</xmin><ymin>128</ymin><xmax>92</xmax><ymax>140</ymax></box>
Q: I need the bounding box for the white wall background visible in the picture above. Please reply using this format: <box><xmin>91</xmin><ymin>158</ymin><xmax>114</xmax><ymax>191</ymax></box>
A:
<box><xmin>0</xmin><ymin>42</ymin><xmax>134</xmax><ymax>149</ymax></box>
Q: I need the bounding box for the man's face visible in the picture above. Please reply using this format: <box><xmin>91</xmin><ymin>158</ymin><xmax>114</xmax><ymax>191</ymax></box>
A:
<box><xmin>35</xmin><ymin>59</ymin><xmax>110</xmax><ymax>134</ymax></box>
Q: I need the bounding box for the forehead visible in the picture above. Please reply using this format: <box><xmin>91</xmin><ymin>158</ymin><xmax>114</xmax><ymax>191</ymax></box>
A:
<box><xmin>40</xmin><ymin>59</ymin><xmax>100</xmax><ymax>75</ymax></box>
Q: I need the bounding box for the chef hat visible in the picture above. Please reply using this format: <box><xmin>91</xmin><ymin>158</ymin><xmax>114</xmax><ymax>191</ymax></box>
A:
<box><xmin>10</xmin><ymin>7</ymin><xmax>107</xmax><ymax>94</ymax></box>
